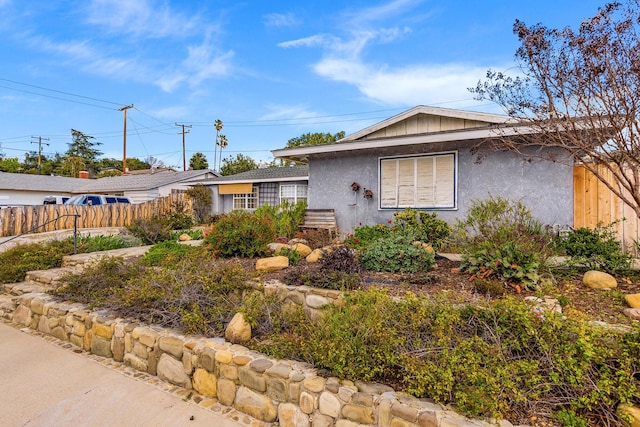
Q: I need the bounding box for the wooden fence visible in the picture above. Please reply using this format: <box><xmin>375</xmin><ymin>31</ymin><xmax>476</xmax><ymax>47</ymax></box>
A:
<box><xmin>0</xmin><ymin>192</ymin><xmax>192</xmax><ymax>238</ymax></box>
<box><xmin>573</xmin><ymin>165</ymin><xmax>639</xmax><ymax>254</ymax></box>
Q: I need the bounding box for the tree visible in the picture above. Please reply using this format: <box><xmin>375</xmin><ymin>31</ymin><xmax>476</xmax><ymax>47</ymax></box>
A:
<box><xmin>0</xmin><ymin>157</ymin><xmax>22</xmax><ymax>173</ymax></box>
<box><xmin>189</xmin><ymin>152</ymin><xmax>209</xmax><ymax>170</ymax></box>
<box><xmin>65</xmin><ymin>129</ymin><xmax>102</xmax><ymax>176</ymax></box>
<box><xmin>280</xmin><ymin>131</ymin><xmax>345</xmax><ymax>165</ymax></box>
<box><xmin>471</xmin><ymin>0</ymin><xmax>640</xmax><ymax>219</ymax></box>
<box><xmin>219</xmin><ymin>153</ymin><xmax>258</xmax><ymax>176</ymax></box>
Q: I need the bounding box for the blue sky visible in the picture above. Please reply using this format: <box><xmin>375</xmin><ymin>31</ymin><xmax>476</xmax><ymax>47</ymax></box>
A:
<box><xmin>0</xmin><ymin>0</ymin><xmax>606</xmax><ymax>170</ymax></box>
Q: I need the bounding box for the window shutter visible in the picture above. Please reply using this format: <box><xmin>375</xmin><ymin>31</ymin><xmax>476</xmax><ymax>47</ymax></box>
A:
<box><xmin>416</xmin><ymin>157</ymin><xmax>435</xmax><ymax>206</ymax></box>
<box><xmin>380</xmin><ymin>160</ymin><xmax>398</xmax><ymax>207</ymax></box>
<box><xmin>397</xmin><ymin>159</ymin><xmax>415</xmax><ymax>207</ymax></box>
<box><xmin>434</xmin><ymin>155</ymin><xmax>454</xmax><ymax>207</ymax></box>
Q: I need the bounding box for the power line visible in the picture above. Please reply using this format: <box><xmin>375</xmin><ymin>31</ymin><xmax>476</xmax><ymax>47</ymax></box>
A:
<box><xmin>0</xmin><ymin>76</ymin><xmax>123</xmax><ymax>106</ymax></box>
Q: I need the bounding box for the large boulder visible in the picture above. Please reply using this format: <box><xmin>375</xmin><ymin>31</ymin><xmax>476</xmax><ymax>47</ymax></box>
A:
<box><xmin>625</xmin><ymin>293</ymin><xmax>640</xmax><ymax>309</ymax></box>
<box><xmin>256</xmin><ymin>256</ymin><xmax>289</xmax><ymax>272</ymax></box>
<box><xmin>225</xmin><ymin>312</ymin><xmax>251</xmax><ymax>344</ymax></box>
<box><xmin>306</xmin><ymin>248</ymin><xmax>324</xmax><ymax>263</ymax></box>
<box><xmin>582</xmin><ymin>270</ymin><xmax>617</xmax><ymax>290</ymax></box>
<box><xmin>290</xmin><ymin>243</ymin><xmax>312</xmax><ymax>257</ymax></box>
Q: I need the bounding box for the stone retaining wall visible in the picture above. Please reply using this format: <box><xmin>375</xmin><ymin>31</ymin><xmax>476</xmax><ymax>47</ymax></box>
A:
<box><xmin>1</xmin><ymin>281</ymin><xmax>507</xmax><ymax>427</ymax></box>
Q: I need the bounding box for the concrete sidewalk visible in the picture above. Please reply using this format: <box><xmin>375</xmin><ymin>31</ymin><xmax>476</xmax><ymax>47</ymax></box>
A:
<box><xmin>0</xmin><ymin>322</ymin><xmax>246</xmax><ymax>427</ymax></box>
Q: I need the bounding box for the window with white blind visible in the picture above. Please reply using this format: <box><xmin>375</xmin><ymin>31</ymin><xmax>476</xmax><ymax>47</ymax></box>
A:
<box><xmin>233</xmin><ymin>186</ymin><xmax>259</xmax><ymax>210</ymax></box>
<box><xmin>380</xmin><ymin>153</ymin><xmax>456</xmax><ymax>209</ymax></box>
<box><xmin>280</xmin><ymin>184</ymin><xmax>308</xmax><ymax>204</ymax></box>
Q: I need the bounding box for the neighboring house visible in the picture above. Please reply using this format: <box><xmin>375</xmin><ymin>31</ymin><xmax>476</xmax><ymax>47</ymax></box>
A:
<box><xmin>0</xmin><ymin>169</ymin><xmax>216</xmax><ymax>206</ymax></box>
<box><xmin>195</xmin><ymin>165</ymin><xmax>309</xmax><ymax>215</ymax></box>
<box><xmin>271</xmin><ymin>105</ymin><xmax>574</xmax><ymax>234</ymax></box>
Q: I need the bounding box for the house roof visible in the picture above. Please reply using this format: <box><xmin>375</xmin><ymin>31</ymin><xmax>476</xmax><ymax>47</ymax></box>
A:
<box><xmin>0</xmin><ymin>169</ymin><xmax>216</xmax><ymax>193</ymax></box>
<box><xmin>197</xmin><ymin>165</ymin><xmax>308</xmax><ymax>185</ymax></box>
<box><xmin>271</xmin><ymin>105</ymin><xmax>522</xmax><ymax>163</ymax></box>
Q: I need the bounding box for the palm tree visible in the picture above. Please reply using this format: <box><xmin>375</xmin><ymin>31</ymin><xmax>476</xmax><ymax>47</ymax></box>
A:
<box><xmin>217</xmin><ymin>134</ymin><xmax>228</xmax><ymax>173</ymax></box>
<box><xmin>213</xmin><ymin>119</ymin><xmax>223</xmax><ymax>171</ymax></box>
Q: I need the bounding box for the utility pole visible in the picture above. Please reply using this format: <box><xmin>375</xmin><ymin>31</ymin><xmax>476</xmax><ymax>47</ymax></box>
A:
<box><xmin>175</xmin><ymin>123</ymin><xmax>192</xmax><ymax>171</ymax></box>
<box><xmin>31</xmin><ymin>136</ymin><xmax>50</xmax><ymax>175</ymax></box>
<box><xmin>118</xmin><ymin>104</ymin><xmax>133</xmax><ymax>174</ymax></box>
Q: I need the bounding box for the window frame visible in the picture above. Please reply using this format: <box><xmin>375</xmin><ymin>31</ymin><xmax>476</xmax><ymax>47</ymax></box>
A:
<box><xmin>378</xmin><ymin>151</ymin><xmax>458</xmax><ymax>211</ymax></box>
<box><xmin>233</xmin><ymin>186</ymin><xmax>259</xmax><ymax>211</ymax></box>
<box><xmin>279</xmin><ymin>184</ymin><xmax>308</xmax><ymax>204</ymax></box>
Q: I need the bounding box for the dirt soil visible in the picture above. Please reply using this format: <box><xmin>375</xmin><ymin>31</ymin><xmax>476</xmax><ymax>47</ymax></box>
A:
<box><xmin>258</xmin><ymin>257</ymin><xmax>640</xmax><ymax>327</ymax></box>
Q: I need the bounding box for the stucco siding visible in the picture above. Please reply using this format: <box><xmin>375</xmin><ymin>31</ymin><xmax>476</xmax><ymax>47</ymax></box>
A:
<box><xmin>308</xmin><ymin>143</ymin><xmax>574</xmax><ymax>234</ymax></box>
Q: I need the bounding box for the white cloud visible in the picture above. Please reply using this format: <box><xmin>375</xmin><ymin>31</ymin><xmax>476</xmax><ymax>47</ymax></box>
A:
<box><xmin>314</xmin><ymin>58</ymin><xmax>494</xmax><ymax>106</ymax></box>
<box><xmin>260</xmin><ymin>104</ymin><xmax>321</xmax><ymax>121</ymax></box>
<box><xmin>84</xmin><ymin>0</ymin><xmax>200</xmax><ymax>38</ymax></box>
<box><xmin>263</xmin><ymin>12</ymin><xmax>299</xmax><ymax>28</ymax></box>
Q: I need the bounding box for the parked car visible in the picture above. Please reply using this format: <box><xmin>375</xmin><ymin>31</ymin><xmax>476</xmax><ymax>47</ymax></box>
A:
<box><xmin>64</xmin><ymin>194</ymin><xmax>131</xmax><ymax>206</ymax></box>
<box><xmin>43</xmin><ymin>195</ymin><xmax>70</xmax><ymax>205</ymax></box>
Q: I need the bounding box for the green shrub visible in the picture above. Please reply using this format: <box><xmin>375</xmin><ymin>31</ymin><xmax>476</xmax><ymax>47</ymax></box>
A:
<box><xmin>126</xmin><ymin>215</ymin><xmax>173</xmax><ymax>244</ymax></box>
<box><xmin>186</xmin><ymin>184</ymin><xmax>213</xmax><ymax>224</ymax></box>
<box><xmin>457</xmin><ymin>196</ymin><xmax>553</xmax><ymax>289</ymax></box>
<box><xmin>166</xmin><ymin>211</ymin><xmax>194</xmax><ymax>230</ymax></box>
<box><xmin>255</xmin><ymin>200</ymin><xmax>307</xmax><ymax>239</ymax></box>
<box><xmin>141</xmin><ymin>240</ymin><xmax>202</xmax><ymax>266</ymax></box>
<box><xmin>393</xmin><ymin>209</ymin><xmax>452</xmax><ymax>249</ymax></box>
<box><xmin>554</xmin><ymin>223</ymin><xmax>631</xmax><ymax>274</ymax></box>
<box><xmin>345</xmin><ymin>223</ymin><xmax>392</xmax><ymax>250</ymax></box>
<box><xmin>205</xmin><ymin>210</ymin><xmax>276</xmax><ymax>258</ymax></box>
<box><xmin>359</xmin><ymin>232</ymin><xmax>436</xmax><ymax>273</ymax></box>
<box><xmin>275</xmin><ymin>247</ymin><xmax>301</xmax><ymax>265</ymax></box>
<box><xmin>0</xmin><ymin>240</ymin><xmax>73</xmax><ymax>283</ymax></box>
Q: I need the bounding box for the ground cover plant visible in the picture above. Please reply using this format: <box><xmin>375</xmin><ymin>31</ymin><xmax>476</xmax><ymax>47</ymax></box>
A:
<box><xmin>0</xmin><ymin>233</ymin><xmax>141</xmax><ymax>283</ymax></box>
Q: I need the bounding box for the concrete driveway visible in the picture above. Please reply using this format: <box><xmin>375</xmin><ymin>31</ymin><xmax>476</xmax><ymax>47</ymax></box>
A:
<box><xmin>0</xmin><ymin>322</ymin><xmax>246</xmax><ymax>427</ymax></box>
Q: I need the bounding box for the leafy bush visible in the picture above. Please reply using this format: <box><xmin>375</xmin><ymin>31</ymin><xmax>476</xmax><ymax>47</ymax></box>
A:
<box><xmin>457</xmin><ymin>196</ymin><xmax>553</xmax><ymax>289</ymax></box>
<box><xmin>186</xmin><ymin>184</ymin><xmax>213</xmax><ymax>224</ymax></box>
<box><xmin>393</xmin><ymin>209</ymin><xmax>452</xmax><ymax>249</ymax></box>
<box><xmin>345</xmin><ymin>223</ymin><xmax>392</xmax><ymax>251</ymax></box>
<box><xmin>320</xmin><ymin>246</ymin><xmax>360</xmax><ymax>273</ymax></box>
<box><xmin>166</xmin><ymin>211</ymin><xmax>194</xmax><ymax>230</ymax></box>
<box><xmin>0</xmin><ymin>240</ymin><xmax>73</xmax><ymax>283</ymax></box>
<box><xmin>126</xmin><ymin>215</ymin><xmax>173</xmax><ymax>244</ymax></box>
<box><xmin>359</xmin><ymin>232</ymin><xmax>436</xmax><ymax>273</ymax></box>
<box><xmin>255</xmin><ymin>200</ymin><xmax>307</xmax><ymax>239</ymax></box>
<box><xmin>554</xmin><ymin>223</ymin><xmax>631</xmax><ymax>274</ymax></box>
<box><xmin>205</xmin><ymin>210</ymin><xmax>276</xmax><ymax>258</ymax></box>
<box><xmin>141</xmin><ymin>240</ymin><xmax>202</xmax><ymax>266</ymax></box>
<box><xmin>276</xmin><ymin>247</ymin><xmax>301</xmax><ymax>265</ymax></box>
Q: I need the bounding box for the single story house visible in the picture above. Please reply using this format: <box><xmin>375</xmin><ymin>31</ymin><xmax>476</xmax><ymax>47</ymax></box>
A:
<box><xmin>271</xmin><ymin>105</ymin><xmax>574</xmax><ymax>234</ymax></box>
<box><xmin>195</xmin><ymin>165</ymin><xmax>309</xmax><ymax>214</ymax></box>
<box><xmin>0</xmin><ymin>169</ymin><xmax>216</xmax><ymax>206</ymax></box>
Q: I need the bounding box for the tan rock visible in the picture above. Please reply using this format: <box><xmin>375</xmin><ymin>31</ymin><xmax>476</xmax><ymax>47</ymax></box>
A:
<box><xmin>625</xmin><ymin>293</ymin><xmax>640</xmax><ymax>309</ymax></box>
<box><xmin>623</xmin><ymin>308</ymin><xmax>640</xmax><ymax>320</ymax></box>
<box><xmin>256</xmin><ymin>256</ymin><xmax>289</xmax><ymax>272</ymax></box>
<box><xmin>582</xmin><ymin>270</ymin><xmax>617</xmax><ymax>289</ymax></box>
<box><xmin>618</xmin><ymin>404</ymin><xmax>640</xmax><ymax>427</ymax></box>
<box><xmin>193</xmin><ymin>368</ymin><xmax>217</xmax><ymax>398</ymax></box>
<box><xmin>225</xmin><ymin>312</ymin><xmax>251</xmax><ymax>344</ymax></box>
<box><xmin>268</xmin><ymin>242</ymin><xmax>288</xmax><ymax>253</ymax></box>
<box><xmin>235</xmin><ymin>386</ymin><xmax>277</xmax><ymax>422</ymax></box>
<box><xmin>306</xmin><ymin>248</ymin><xmax>324</xmax><ymax>263</ymax></box>
<box><xmin>178</xmin><ymin>233</ymin><xmax>192</xmax><ymax>241</ymax></box>
<box><xmin>290</xmin><ymin>243</ymin><xmax>312</xmax><ymax>257</ymax></box>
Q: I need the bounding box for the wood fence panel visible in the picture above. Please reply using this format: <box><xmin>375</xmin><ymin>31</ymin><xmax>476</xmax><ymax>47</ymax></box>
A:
<box><xmin>574</xmin><ymin>165</ymin><xmax>640</xmax><ymax>254</ymax></box>
<box><xmin>0</xmin><ymin>193</ymin><xmax>191</xmax><ymax>238</ymax></box>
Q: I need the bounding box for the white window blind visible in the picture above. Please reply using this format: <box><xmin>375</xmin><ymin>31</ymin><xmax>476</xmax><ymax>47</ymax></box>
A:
<box><xmin>380</xmin><ymin>153</ymin><xmax>455</xmax><ymax>209</ymax></box>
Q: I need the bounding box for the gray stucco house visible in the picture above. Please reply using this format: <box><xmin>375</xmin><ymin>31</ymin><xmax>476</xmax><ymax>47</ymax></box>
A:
<box><xmin>196</xmin><ymin>165</ymin><xmax>309</xmax><ymax>215</ymax></box>
<box><xmin>271</xmin><ymin>105</ymin><xmax>574</xmax><ymax>234</ymax></box>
